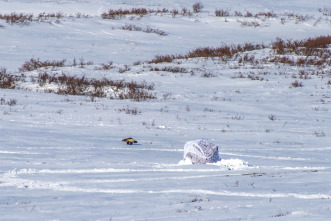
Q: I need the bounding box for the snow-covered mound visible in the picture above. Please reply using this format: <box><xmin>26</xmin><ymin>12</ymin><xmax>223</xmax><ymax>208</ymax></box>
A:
<box><xmin>183</xmin><ymin>139</ymin><xmax>220</xmax><ymax>164</ymax></box>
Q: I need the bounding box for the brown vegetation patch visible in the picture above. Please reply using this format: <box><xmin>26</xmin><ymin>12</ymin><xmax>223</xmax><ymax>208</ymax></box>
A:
<box><xmin>32</xmin><ymin>72</ymin><xmax>156</xmax><ymax>101</ymax></box>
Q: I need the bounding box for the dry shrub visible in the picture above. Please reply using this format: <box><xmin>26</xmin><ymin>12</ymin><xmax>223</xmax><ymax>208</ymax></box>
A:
<box><xmin>269</xmin><ymin>56</ymin><xmax>295</xmax><ymax>66</ymax></box>
<box><xmin>0</xmin><ymin>12</ymin><xmax>33</xmax><ymax>25</ymax></box>
<box><xmin>272</xmin><ymin>38</ymin><xmax>286</xmax><ymax>54</ymax></box>
<box><xmin>101</xmin><ymin>8</ymin><xmax>149</xmax><ymax>19</ymax></box>
<box><xmin>193</xmin><ymin>2</ymin><xmax>204</xmax><ymax>13</ymax></box>
<box><xmin>19</xmin><ymin>58</ymin><xmax>66</xmax><ymax>72</ymax></box>
<box><xmin>234</xmin><ymin>11</ymin><xmax>243</xmax><ymax>17</ymax></box>
<box><xmin>215</xmin><ymin>9</ymin><xmax>230</xmax><ymax>17</ymax></box>
<box><xmin>0</xmin><ymin>68</ymin><xmax>16</xmax><ymax>89</ymax></box>
<box><xmin>0</xmin><ymin>11</ymin><xmax>88</xmax><ymax>25</ymax></box>
<box><xmin>145</xmin><ymin>26</ymin><xmax>167</xmax><ymax>36</ymax></box>
<box><xmin>0</xmin><ymin>97</ymin><xmax>17</xmax><ymax>106</ymax></box>
<box><xmin>201</xmin><ymin>72</ymin><xmax>215</xmax><ymax>78</ymax></box>
<box><xmin>254</xmin><ymin>11</ymin><xmax>277</xmax><ymax>18</ymax></box>
<box><xmin>291</xmin><ymin>80</ymin><xmax>303</xmax><ymax>88</ymax></box>
<box><xmin>78</xmin><ymin>57</ymin><xmax>93</xmax><ymax>68</ymax></box>
<box><xmin>120</xmin><ymin>24</ymin><xmax>142</xmax><ymax>31</ymax></box>
<box><xmin>239</xmin><ymin>20</ymin><xmax>260</xmax><ymax>27</ymax></box>
<box><xmin>295</xmin><ymin>15</ymin><xmax>311</xmax><ymax>23</ymax></box>
<box><xmin>302</xmin><ymin>36</ymin><xmax>331</xmax><ymax>48</ymax></box>
<box><xmin>181</xmin><ymin>8</ymin><xmax>192</xmax><ymax>16</ymax></box>
<box><xmin>33</xmin><ymin>72</ymin><xmax>155</xmax><ymax>101</ymax></box>
<box><xmin>94</xmin><ymin>61</ymin><xmax>114</xmax><ymax>70</ymax></box>
<box><xmin>149</xmin><ymin>55</ymin><xmax>177</xmax><ymax>64</ymax></box>
<box><xmin>102</xmin><ymin>7</ymin><xmax>195</xmax><ymax>19</ymax></box>
<box><xmin>237</xmin><ymin>54</ymin><xmax>256</xmax><ymax>64</ymax></box>
<box><xmin>150</xmin><ymin>66</ymin><xmax>188</xmax><ymax>73</ymax></box>
<box><xmin>245</xmin><ymin>11</ymin><xmax>253</xmax><ymax>17</ymax></box>
<box><xmin>272</xmin><ymin>35</ymin><xmax>331</xmax><ymax>56</ymax></box>
<box><xmin>171</xmin><ymin>9</ymin><xmax>179</xmax><ymax>18</ymax></box>
<box><xmin>148</xmin><ymin>43</ymin><xmax>265</xmax><ymax>64</ymax></box>
<box><xmin>119</xmin><ymin>24</ymin><xmax>167</xmax><ymax>36</ymax></box>
<box><xmin>186</xmin><ymin>46</ymin><xmax>233</xmax><ymax>58</ymax></box>
<box><xmin>37</xmin><ymin>12</ymin><xmax>65</xmax><ymax>21</ymax></box>
<box><xmin>115</xmin><ymin>106</ymin><xmax>141</xmax><ymax>115</ymax></box>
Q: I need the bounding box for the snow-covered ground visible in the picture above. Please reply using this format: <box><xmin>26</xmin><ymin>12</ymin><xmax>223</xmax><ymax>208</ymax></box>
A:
<box><xmin>1</xmin><ymin>0</ymin><xmax>330</xmax><ymax>220</ymax></box>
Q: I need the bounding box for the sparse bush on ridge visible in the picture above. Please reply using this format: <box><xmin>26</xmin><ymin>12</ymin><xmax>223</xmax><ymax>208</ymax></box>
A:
<box><xmin>148</xmin><ymin>43</ymin><xmax>266</xmax><ymax>64</ymax></box>
<box><xmin>18</xmin><ymin>57</ymin><xmax>96</xmax><ymax>72</ymax></box>
<box><xmin>101</xmin><ymin>7</ymin><xmax>193</xmax><ymax>20</ymax></box>
<box><xmin>272</xmin><ymin>35</ymin><xmax>331</xmax><ymax>56</ymax></box>
<box><xmin>146</xmin><ymin>36</ymin><xmax>330</xmax><ymax>71</ymax></box>
<box><xmin>94</xmin><ymin>61</ymin><xmax>114</xmax><ymax>70</ymax></box>
<box><xmin>3</xmin><ymin>35</ymin><xmax>330</xmax><ymax>102</ymax></box>
<box><xmin>32</xmin><ymin>72</ymin><xmax>156</xmax><ymax>101</ymax></box>
<box><xmin>270</xmin><ymin>36</ymin><xmax>331</xmax><ymax>67</ymax></box>
<box><xmin>37</xmin><ymin>12</ymin><xmax>65</xmax><ymax>20</ymax></box>
<box><xmin>0</xmin><ymin>12</ymin><xmax>89</xmax><ymax>25</ymax></box>
<box><xmin>102</xmin><ymin>8</ymin><xmax>159</xmax><ymax>19</ymax></box>
<box><xmin>148</xmin><ymin>54</ymin><xmax>177</xmax><ymax>64</ymax></box>
<box><xmin>19</xmin><ymin>58</ymin><xmax>66</xmax><ymax>72</ymax></box>
<box><xmin>0</xmin><ymin>12</ymin><xmax>33</xmax><ymax>25</ymax></box>
<box><xmin>5</xmin><ymin>57</ymin><xmax>156</xmax><ymax>101</ymax></box>
<box><xmin>1</xmin><ymin>8</ymin><xmax>325</xmax><ymax>27</ymax></box>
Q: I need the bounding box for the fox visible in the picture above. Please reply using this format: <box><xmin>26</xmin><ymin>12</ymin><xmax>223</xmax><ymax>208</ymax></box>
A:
<box><xmin>122</xmin><ymin>137</ymin><xmax>138</xmax><ymax>145</ymax></box>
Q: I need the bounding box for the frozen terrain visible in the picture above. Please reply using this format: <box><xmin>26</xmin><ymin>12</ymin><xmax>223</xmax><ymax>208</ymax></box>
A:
<box><xmin>0</xmin><ymin>0</ymin><xmax>331</xmax><ymax>220</ymax></box>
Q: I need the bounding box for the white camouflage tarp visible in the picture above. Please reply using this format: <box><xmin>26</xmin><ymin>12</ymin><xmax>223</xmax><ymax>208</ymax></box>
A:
<box><xmin>183</xmin><ymin>139</ymin><xmax>220</xmax><ymax>164</ymax></box>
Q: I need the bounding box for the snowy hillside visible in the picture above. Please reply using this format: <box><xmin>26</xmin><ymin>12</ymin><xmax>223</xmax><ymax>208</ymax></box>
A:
<box><xmin>0</xmin><ymin>0</ymin><xmax>331</xmax><ymax>220</ymax></box>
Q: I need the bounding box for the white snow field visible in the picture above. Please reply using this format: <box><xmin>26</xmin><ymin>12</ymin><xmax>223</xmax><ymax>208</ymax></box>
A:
<box><xmin>0</xmin><ymin>0</ymin><xmax>331</xmax><ymax>220</ymax></box>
